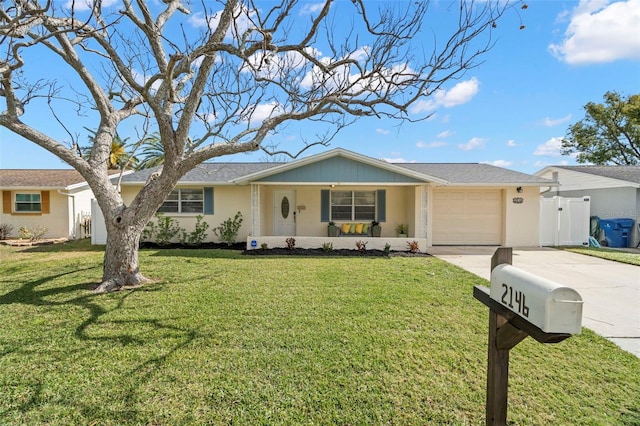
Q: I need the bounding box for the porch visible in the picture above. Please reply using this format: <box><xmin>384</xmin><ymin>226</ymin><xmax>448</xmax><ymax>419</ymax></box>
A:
<box><xmin>246</xmin><ymin>236</ymin><xmax>428</xmax><ymax>252</ymax></box>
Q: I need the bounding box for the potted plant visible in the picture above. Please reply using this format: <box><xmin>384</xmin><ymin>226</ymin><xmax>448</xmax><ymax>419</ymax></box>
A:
<box><xmin>370</xmin><ymin>220</ymin><xmax>382</xmax><ymax>237</ymax></box>
<box><xmin>328</xmin><ymin>221</ymin><xmax>340</xmax><ymax>237</ymax></box>
<box><xmin>396</xmin><ymin>223</ymin><xmax>408</xmax><ymax>238</ymax></box>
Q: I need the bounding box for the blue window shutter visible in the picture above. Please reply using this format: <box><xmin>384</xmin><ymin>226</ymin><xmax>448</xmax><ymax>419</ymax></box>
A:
<box><xmin>321</xmin><ymin>189</ymin><xmax>330</xmax><ymax>222</ymax></box>
<box><xmin>204</xmin><ymin>187</ymin><xmax>214</xmax><ymax>214</ymax></box>
<box><xmin>377</xmin><ymin>189</ymin><xmax>386</xmax><ymax>222</ymax></box>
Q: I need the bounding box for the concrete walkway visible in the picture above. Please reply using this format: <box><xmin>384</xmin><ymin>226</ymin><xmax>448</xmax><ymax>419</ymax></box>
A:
<box><xmin>427</xmin><ymin>246</ymin><xmax>640</xmax><ymax>358</ymax></box>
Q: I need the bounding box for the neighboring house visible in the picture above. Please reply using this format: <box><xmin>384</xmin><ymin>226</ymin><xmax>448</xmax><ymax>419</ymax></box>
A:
<box><xmin>0</xmin><ymin>169</ymin><xmax>126</xmax><ymax>240</ymax></box>
<box><xmin>535</xmin><ymin>165</ymin><xmax>640</xmax><ymax>246</ymax></box>
<box><xmin>119</xmin><ymin>148</ymin><xmax>552</xmax><ymax>249</ymax></box>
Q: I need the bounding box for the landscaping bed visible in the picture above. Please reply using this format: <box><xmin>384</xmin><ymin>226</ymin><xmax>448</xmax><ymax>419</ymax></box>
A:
<box><xmin>138</xmin><ymin>242</ymin><xmax>429</xmax><ymax>257</ymax></box>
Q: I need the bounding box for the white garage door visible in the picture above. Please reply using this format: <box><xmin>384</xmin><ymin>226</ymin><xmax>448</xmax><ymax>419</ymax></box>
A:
<box><xmin>432</xmin><ymin>189</ymin><xmax>502</xmax><ymax>245</ymax></box>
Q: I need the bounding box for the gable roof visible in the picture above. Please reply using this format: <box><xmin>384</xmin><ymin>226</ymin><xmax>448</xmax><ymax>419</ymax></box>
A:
<box><xmin>540</xmin><ymin>165</ymin><xmax>640</xmax><ymax>186</ymax></box>
<box><xmin>119</xmin><ymin>148</ymin><xmax>553</xmax><ymax>186</ymax></box>
<box><xmin>231</xmin><ymin>148</ymin><xmax>449</xmax><ymax>185</ymax></box>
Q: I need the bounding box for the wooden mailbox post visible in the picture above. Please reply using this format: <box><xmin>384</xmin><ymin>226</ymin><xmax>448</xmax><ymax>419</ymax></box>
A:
<box><xmin>473</xmin><ymin>247</ymin><xmax>583</xmax><ymax>426</ymax></box>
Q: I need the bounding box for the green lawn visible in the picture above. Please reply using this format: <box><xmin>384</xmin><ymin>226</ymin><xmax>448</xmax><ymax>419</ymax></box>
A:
<box><xmin>1</xmin><ymin>241</ymin><xmax>638</xmax><ymax>425</ymax></box>
<box><xmin>560</xmin><ymin>246</ymin><xmax>640</xmax><ymax>266</ymax></box>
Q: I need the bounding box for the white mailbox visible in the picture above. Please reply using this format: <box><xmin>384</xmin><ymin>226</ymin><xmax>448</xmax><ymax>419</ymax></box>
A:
<box><xmin>490</xmin><ymin>264</ymin><xmax>583</xmax><ymax>335</ymax></box>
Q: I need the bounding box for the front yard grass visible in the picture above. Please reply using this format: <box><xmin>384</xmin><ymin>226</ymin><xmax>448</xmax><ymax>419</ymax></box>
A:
<box><xmin>1</xmin><ymin>240</ymin><xmax>638</xmax><ymax>425</ymax></box>
<box><xmin>560</xmin><ymin>246</ymin><xmax>640</xmax><ymax>266</ymax></box>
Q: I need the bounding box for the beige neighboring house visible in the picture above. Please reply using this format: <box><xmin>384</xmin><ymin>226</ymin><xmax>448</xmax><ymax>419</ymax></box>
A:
<box><xmin>1</xmin><ymin>169</ymin><xmax>98</xmax><ymax>240</ymax></box>
<box><xmin>118</xmin><ymin>148</ymin><xmax>553</xmax><ymax>250</ymax></box>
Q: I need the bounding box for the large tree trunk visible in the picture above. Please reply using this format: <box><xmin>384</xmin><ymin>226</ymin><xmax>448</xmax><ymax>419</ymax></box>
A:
<box><xmin>95</xmin><ymin>222</ymin><xmax>149</xmax><ymax>293</ymax></box>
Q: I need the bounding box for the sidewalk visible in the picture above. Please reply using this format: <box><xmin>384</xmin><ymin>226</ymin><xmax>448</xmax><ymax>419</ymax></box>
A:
<box><xmin>427</xmin><ymin>246</ymin><xmax>640</xmax><ymax>358</ymax></box>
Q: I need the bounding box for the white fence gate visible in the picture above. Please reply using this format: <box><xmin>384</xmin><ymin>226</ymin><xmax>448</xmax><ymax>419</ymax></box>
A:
<box><xmin>91</xmin><ymin>199</ymin><xmax>107</xmax><ymax>245</ymax></box>
<box><xmin>540</xmin><ymin>196</ymin><xmax>591</xmax><ymax>246</ymax></box>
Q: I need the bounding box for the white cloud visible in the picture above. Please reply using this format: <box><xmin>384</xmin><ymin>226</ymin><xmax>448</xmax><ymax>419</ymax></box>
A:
<box><xmin>482</xmin><ymin>160</ymin><xmax>513</xmax><ymax>168</ymax></box>
<box><xmin>376</xmin><ymin>128</ymin><xmax>390</xmax><ymax>135</ymax></box>
<box><xmin>549</xmin><ymin>0</ymin><xmax>640</xmax><ymax>64</ymax></box>
<box><xmin>533</xmin><ymin>137</ymin><xmax>564</xmax><ymax>156</ymax></box>
<box><xmin>131</xmin><ymin>70</ymin><xmax>162</xmax><ymax>92</ymax></box>
<box><xmin>534</xmin><ymin>159</ymin><xmax>570</xmax><ymax>168</ymax></box>
<box><xmin>189</xmin><ymin>5</ymin><xmax>257</xmax><ymax>41</ymax></box>
<box><xmin>65</xmin><ymin>0</ymin><xmax>118</xmax><ymax>11</ymax></box>
<box><xmin>436</xmin><ymin>130</ymin><xmax>455</xmax><ymax>138</ymax></box>
<box><xmin>506</xmin><ymin>139</ymin><xmax>518</xmax><ymax>147</ymax></box>
<box><xmin>458</xmin><ymin>137</ymin><xmax>486</xmax><ymax>151</ymax></box>
<box><xmin>541</xmin><ymin>114</ymin><xmax>572</xmax><ymax>127</ymax></box>
<box><xmin>244</xmin><ymin>101</ymin><xmax>285</xmax><ymax>124</ymax></box>
<box><xmin>300</xmin><ymin>2</ymin><xmax>326</xmax><ymax>15</ymax></box>
<box><xmin>410</xmin><ymin>77</ymin><xmax>480</xmax><ymax>113</ymax></box>
<box><xmin>382</xmin><ymin>157</ymin><xmax>416</xmax><ymax>163</ymax></box>
<box><xmin>416</xmin><ymin>141</ymin><xmax>448</xmax><ymax>148</ymax></box>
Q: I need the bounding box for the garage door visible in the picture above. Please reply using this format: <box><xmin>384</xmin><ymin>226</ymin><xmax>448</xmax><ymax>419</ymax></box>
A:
<box><xmin>432</xmin><ymin>189</ymin><xmax>502</xmax><ymax>245</ymax></box>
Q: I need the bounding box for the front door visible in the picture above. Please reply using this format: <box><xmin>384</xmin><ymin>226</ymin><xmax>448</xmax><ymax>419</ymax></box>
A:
<box><xmin>274</xmin><ymin>190</ymin><xmax>296</xmax><ymax>236</ymax></box>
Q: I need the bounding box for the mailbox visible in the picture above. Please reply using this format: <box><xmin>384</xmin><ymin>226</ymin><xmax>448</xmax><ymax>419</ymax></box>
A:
<box><xmin>490</xmin><ymin>264</ymin><xmax>583</xmax><ymax>335</ymax></box>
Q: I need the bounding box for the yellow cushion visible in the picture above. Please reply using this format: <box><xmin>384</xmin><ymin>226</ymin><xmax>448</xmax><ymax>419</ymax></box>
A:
<box><xmin>355</xmin><ymin>223</ymin><xmax>364</xmax><ymax>234</ymax></box>
<box><xmin>341</xmin><ymin>223</ymin><xmax>351</xmax><ymax>233</ymax></box>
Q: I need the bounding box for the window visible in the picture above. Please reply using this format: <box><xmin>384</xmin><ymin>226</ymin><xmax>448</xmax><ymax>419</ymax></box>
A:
<box><xmin>330</xmin><ymin>190</ymin><xmax>375</xmax><ymax>221</ymax></box>
<box><xmin>15</xmin><ymin>193</ymin><xmax>41</xmax><ymax>213</ymax></box>
<box><xmin>158</xmin><ymin>189</ymin><xmax>204</xmax><ymax>214</ymax></box>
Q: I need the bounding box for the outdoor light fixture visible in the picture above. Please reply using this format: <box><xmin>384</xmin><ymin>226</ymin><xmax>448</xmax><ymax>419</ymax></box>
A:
<box><xmin>516</xmin><ymin>186</ymin><xmax>523</xmax><ymax>193</ymax></box>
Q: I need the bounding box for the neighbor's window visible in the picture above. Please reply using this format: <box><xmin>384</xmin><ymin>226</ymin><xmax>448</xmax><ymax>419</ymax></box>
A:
<box><xmin>158</xmin><ymin>189</ymin><xmax>203</xmax><ymax>214</ymax></box>
<box><xmin>15</xmin><ymin>193</ymin><xmax>41</xmax><ymax>213</ymax></box>
<box><xmin>331</xmin><ymin>190</ymin><xmax>375</xmax><ymax>221</ymax></box>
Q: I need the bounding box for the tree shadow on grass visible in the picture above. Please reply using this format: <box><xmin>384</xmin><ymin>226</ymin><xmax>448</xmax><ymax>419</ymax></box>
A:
<box><xmin>0</xmin><ymin>267</ymin><xmax>199</xmax><ymax>423</ymax></box>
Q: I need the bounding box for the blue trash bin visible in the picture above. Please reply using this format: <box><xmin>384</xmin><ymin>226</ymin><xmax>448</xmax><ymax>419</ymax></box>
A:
<box><xmin>599</xmin><ymin>218</ymin><xmax>635</xmax><ymax>248</ymax></box>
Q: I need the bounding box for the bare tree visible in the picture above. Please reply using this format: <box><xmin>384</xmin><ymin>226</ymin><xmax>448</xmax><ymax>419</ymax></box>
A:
<box><xmin>0</xmin><ymin>0</ymin><xmax>523</xmax><ymax>292</ymax></box>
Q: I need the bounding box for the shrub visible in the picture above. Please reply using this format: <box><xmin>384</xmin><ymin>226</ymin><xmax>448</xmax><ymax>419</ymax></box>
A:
<box><xmin>356</xmin><ymin>240</ymin><xmax>367</xmax><ymax>253</ymax></box>
<box><xmin>18</xmin><ymin>225</ymin><xmax>48</xmax><ymax>242</ymax></box>
<box><xmin>407</xmin><ymin>240</ymin><xmax>420</xmax><ymax>253</ymax></box>
<box><xmin>261</xmin><ymin>242</ymin><xmax>269</xmax><ymax>250</ymax></box>
<box><xmin>154</xmin><ymin>214</ymin><xmax>183</xmax><ymax>246</ymax></box>
<box><xmin>213</xmin><ymin>211</ymin><xmax>243</xmax><ymax>246</ymax></box>
<box><xmin>285</xmin><ymin>237</ymin><xmax>296</xmax><ymax>250</ymax></box>
<box><xmin>0</xmin><ymin>223</ymin><xmax>14</xmax><ymax>240</ymax></box>
<box><xmin>322</xmin><ymin>242</ymin><xmax>333</xmax><ymax>252</ymax></box>
<box><xmin>383</xmin><ymin>243</ymin><xmax>391</xmax><ymax>255</ymax></box>
<box><xmin>179</xmin><ymin>215</ymin><xmax>209</xmax><ymax>246</ymax></box>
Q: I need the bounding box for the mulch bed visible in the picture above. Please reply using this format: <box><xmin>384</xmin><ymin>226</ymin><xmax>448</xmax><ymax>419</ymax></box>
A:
<box><xmin>0</xmin><ymin>238</ymin><xmax>69</xmax><ymax>247</ymax></box>
<box><xmin>138</xmin><ymin>242</ymin><xmax>430</xmax><ymax>257</ymax></box>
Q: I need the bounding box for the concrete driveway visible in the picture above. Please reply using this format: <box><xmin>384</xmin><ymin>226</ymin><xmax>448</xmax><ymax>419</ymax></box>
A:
<box><xmin>427</xmin><ymin>246</ymin><xmax>640</xmax><ymax>358</ymax></box>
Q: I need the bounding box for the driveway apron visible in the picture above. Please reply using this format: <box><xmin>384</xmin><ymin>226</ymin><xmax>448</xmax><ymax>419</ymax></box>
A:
<box><xmin>427</xmin><ymin>246</ymin><xmax>640</xmax><ymax>358</ymax></box>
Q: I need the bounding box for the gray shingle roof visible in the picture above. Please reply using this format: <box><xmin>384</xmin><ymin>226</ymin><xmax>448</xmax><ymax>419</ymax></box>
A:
<box><xmin>0</xmin><ymin>169</ymin><xmax>86</xmax><ymax>188</ymax></box>
<box><xmin>120</xmin><ymin>160</ymin><xmax>551</xmax><ymax>186</ymax></box>
<box><xmin>119</xmin><ymin>163</ymin><xmax>284</xmax><ymax>184</ymax></box>
<box><xmin>395</xmin><ymin>163</ymin><xmax>552</xmax><ymax>185</ymax></box>
<box><xmin>551</xmin><ymin>165</ymin><xmax>640</xmax><ymax>185</ymax></box>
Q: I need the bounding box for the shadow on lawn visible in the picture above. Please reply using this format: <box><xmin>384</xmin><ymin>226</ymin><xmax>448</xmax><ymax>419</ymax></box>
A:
<box><xmin>0</xmin><ymin>267</ymin><xmax>198</xmax><ymax>423</ymax></box>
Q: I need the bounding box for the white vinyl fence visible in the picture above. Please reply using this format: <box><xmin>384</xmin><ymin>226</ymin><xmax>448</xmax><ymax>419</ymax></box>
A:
<box><xmin>91</xmin><ymin>199</ymin><xmax>107</xmax><ymax>245</ymax></box>
<box><xmin>540</xmin><ymin>196</ymin><xmax>591</xmax><ymax>246</ymax></box>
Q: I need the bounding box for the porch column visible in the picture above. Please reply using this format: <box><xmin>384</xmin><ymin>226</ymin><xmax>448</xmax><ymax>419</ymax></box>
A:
<box><xmin>414</xmin><ymin>185</ymin><xmax>429</xmax><ymax>241</ymax></box>
<box><xmin>251</xmin><ymin>184</ymin><xmax>261</xmax><ymax>236</ymax></box>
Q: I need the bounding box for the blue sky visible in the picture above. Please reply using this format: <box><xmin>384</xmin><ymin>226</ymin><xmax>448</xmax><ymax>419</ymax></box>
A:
<box><xmin>0</xmin><ymin>0</ymin><xmax>638</xmax><ymax>174</ymax></box>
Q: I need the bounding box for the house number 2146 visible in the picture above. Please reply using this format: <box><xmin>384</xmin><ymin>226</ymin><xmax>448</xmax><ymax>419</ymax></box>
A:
<box><xmin>500</xmin><ymin>283</ymin><xmax>529</xmax><ymax>317</ymax></box>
